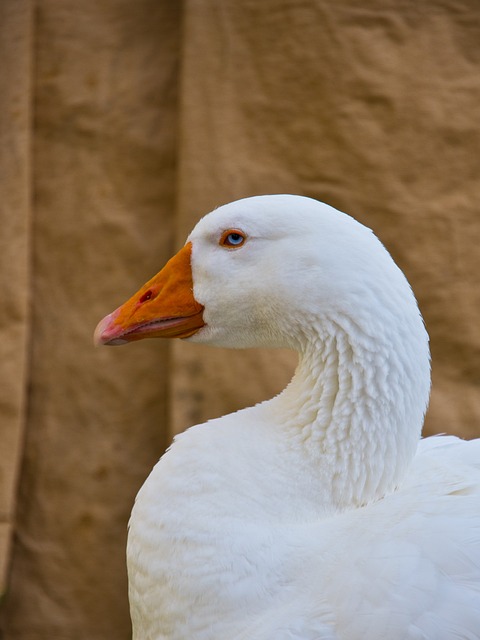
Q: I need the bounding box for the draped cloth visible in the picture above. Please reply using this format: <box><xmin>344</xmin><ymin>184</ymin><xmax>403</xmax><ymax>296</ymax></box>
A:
<box><xmin>1</xmin><ymin>1</ymin><xmax>479</xmax><ymax>636</ymax></box>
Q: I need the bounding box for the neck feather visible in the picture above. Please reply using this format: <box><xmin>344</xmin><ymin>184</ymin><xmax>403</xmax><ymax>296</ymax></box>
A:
<box><xmin>265</xmin><ymin>308</ymin><xmax>430</xmax><ymax>511</ymax></box>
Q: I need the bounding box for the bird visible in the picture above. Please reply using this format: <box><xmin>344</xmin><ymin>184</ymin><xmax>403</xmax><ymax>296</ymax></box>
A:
<box><xmin>95</xmin><ymin>195</ymin><xmax>480</xmax><ymax>640</ymax></box>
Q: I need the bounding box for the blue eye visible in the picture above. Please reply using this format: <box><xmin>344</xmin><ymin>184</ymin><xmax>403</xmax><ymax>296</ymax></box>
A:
<box><xmin>220</xmin><ymin>229</ymin><xmax>247</xmax><ymax>248</ymax></box>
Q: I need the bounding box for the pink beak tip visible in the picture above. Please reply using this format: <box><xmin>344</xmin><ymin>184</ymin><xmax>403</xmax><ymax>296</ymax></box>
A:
<box><xmin>93</xmin><ymin>309</ymin><xmax>125</xmax><ymax>347</ymax></box>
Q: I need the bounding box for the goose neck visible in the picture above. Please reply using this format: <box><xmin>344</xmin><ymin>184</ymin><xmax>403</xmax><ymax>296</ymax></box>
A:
<box><xmin>266</xmin><ymin>314</ymin><xmax>430</xmax><ymax>510</ymax></box>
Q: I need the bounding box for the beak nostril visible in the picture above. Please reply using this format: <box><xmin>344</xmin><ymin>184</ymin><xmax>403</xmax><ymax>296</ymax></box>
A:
<box><xmin>139</xmin><ymin>290</ymin><xmax>154</xmax><ymax>304</ymax></box>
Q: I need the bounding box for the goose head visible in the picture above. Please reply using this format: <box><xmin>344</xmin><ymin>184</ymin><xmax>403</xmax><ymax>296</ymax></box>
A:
<box><xmin>95</xmin><ymin>194</ymin><xmax>428</xmax><ymax>359</ymax></box>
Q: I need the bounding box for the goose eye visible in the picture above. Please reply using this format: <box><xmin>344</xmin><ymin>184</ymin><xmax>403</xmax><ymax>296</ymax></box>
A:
<box><xmin>219</xmin><ymin>229</ymin><xmax>247</xmax><ymax>249</ymax></box>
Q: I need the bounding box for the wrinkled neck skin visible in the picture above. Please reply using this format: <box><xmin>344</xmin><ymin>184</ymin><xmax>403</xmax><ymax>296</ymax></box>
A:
<box><xmin>259</xmin><ymin>305</ymin><xmax>430</xmax><ymax>513</ymax></box>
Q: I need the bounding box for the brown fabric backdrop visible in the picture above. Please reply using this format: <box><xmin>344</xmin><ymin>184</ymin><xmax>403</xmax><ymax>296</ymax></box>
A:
<box><xmin>1</xmin><ymin>0</ymin><xmax>479</xmax><ymax>637</ymax></box>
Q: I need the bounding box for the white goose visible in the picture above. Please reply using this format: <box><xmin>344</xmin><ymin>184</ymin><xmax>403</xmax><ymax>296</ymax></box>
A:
<box><xmin>95</xmin><ymin>195</ymin><xmax>480</xmax><ymax>640</ymax></box>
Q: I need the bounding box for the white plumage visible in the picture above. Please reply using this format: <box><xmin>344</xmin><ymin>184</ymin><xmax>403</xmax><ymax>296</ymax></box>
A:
<box><xmin>97</xmin><ymin>195</ymin><xmax>480</xmax><ymax>639</ymax></box>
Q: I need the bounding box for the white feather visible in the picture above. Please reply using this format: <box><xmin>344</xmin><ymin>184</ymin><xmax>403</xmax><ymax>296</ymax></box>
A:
<box><xmin>127</xmin><ymin>195</ymin><xmax>480</xmax><ymax>639</ymax></box>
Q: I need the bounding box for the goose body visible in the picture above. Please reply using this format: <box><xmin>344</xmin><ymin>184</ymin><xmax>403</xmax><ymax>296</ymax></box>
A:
<box><xmin>95</xmin><ymin>195</ymin><xmax>480</xmax><ymax>639</ymax></box>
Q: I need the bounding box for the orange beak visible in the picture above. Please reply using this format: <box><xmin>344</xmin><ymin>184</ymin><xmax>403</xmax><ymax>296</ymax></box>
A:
<box><xmin>94</xmin><ymin>242</ymin><xmax>205</xmax><ymax>346</ymax></box>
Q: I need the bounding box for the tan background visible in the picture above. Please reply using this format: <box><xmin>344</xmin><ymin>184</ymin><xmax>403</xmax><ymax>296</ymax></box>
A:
<box><xmin>1</xmin><ymin>0</ymin><xmax>479</xmax><ymax>637</ymax></box>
